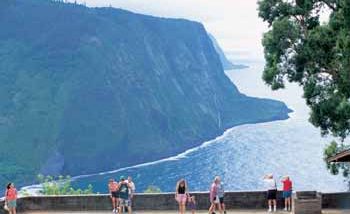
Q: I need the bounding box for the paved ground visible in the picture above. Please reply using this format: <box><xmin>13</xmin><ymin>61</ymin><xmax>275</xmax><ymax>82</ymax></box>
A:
<box><xmin>23</xmin><ymin>209</ymin><xmax>349</xmax><ymax>214</ymax></box>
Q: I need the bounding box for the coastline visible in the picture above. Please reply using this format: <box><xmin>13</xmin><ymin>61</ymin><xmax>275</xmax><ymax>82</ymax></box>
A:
<box><xmin>20</xmin><ymin>65</ymin><xmax>293</xmax><ymax>194</ymax></box>
<box><xmin>21</xmin><ymin>105</ymin><xmax>292</xmax><ymax>195</ymax></box>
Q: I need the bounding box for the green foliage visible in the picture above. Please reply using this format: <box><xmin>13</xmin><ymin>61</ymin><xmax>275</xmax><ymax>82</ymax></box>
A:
<box><xmin>37</xmin><ymin>174</ymin><xmax>94</xmax><ymax>195</ymax></box>
<box><xmin>143</xmin><ymin>185</ymin><xmax>162</xmax><ymax>193</ymax></box>
<box><xmin>19</xmin><ymin>189</ymin><xmax>30</xmax><ymax>197</ymax></box>
<box><xmin>324</xmin><ymin>141</ymin><xmax>350</xmax><ymax>188</ymax></box>
<box><xmin>258</xmin><ymin>0</ymin><xmax>350</xmax><ymax>139</ymax></box>
<box><xmin>259</xmin><ymin>1</ymin><xmax>350</xmax><ymax>185</ymax></box>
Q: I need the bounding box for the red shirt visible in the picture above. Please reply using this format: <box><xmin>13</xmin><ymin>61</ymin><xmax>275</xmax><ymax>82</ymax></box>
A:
<box><xmin>109</xmin><ymin>182</ymin><xmax>119</xmax><ymax>192</ymax></box>
<box><xmin>282</xmin><ymin>179</ymin><xmax>292</xmax><ymax>191</ymax></box>
<box><xmin>6</xmin><ymin>188</ymin><xmax>17</xmax><ymax>200</ymax></box>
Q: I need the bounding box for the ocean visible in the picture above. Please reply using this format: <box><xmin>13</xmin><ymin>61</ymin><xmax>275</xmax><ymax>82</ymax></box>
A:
<box><xmin>65</xmin><ymin>63</ymin><xmax>346</xmax><ymax>194</ymax></box>
<box><xmin>23</xmin><ymin>63</ymin><xmax>346</xmax><ymax>194</ymax></box>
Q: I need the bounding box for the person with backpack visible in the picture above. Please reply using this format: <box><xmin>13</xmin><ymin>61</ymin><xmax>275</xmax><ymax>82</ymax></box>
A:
<box><xmin>118</xmin><ymin>176</ymin><xmax>132</xmax><ymax>214</ymax></box>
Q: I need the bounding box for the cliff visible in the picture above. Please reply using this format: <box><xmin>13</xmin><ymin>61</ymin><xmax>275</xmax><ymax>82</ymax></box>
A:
<box><xmin>0</xmin><ymin>0</ymin><xmax>290</xmax><ymax>186</ymax></box>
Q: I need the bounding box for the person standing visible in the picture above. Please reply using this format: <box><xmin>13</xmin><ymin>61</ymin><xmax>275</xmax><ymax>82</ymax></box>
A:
<box><xmin>118</xmin><ymin>176</ymin><xmax>132</xmax><ymax>214</ymax></box>
<box><xmin>5</xmin><ymin>183</ymin><xmax>17</xmax><ymax>214</ymax></box>
<box><xmin>188</xmin><ymin>195</ymin><xmax>196</xmax><ymax>214</ymax></box>
<box><xmin>217</xmin><ymin>177</ymin><xmax>226</xmax><ymax>214</ymax></box>
<box><xmin>175</xmin><ymin>178</ymin><xmax>189</xmax><ymax>214</ymax></box>
<box><xmin>108</xmin><ymin>179</ymin><xmax>119</xmax><ymax>213</ymax></box>
<box><xmin>127</xmin><ymin>176</ymin><xmax>136</xmax><ymax>213</ymax></box>
<box><xmin>281</xmin><ymin>176</ymin><xmax>292</xmax><ymax>211</ymax></box>
<box><xmin>264</xmin><ymin>174</ymin><xmax>277</xmax><ymax>212</ymax></box>
<box><xmin>208</xmin><ymin>176</ymin><xmax>222</xmax><ymax>214</ymax></box>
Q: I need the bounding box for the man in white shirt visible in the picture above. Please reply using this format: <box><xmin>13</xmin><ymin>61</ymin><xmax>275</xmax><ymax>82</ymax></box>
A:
<box><xmin>263</xmin><ymin>174</ymin><xmax>277</xmax><ymax>212</ymax></box>
<box><xmin>127</xmin><ymin>176</ymin><xmax>136</xmax><ymax>213</ymax></box>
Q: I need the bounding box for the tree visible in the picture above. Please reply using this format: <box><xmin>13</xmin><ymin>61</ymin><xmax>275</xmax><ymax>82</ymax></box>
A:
<box><xmin>324</xmin><ymin>141</ymin><xmax>350</xmax><ymax>189</ymax></box>
<box><xmin>258</xmin><ymin>0</ymin><xmax>350</xmax><ymax>179</ymax></box>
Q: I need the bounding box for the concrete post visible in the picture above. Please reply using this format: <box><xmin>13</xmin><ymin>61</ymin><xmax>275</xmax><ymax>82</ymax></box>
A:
<box><xmin>293</xmin><ymin>191</ymin><xmax>322</xmax><ymax>214</ymax></box>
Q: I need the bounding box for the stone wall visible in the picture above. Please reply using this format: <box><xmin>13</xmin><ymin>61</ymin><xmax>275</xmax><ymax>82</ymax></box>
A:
<box><xmin>0</xmin><ymin>191</ymin><xmax>284</xmax><ymax>212</ymax></box>
<box><xmin>0</xmin><ymin>191</ymin><xmax>348</xmax><ymax>212</ymax></box>
<box><xmin>132</xmin><ymin>191</ymin><xmax>285</xmax><ymax>210</ymax></box>
<box><xmin>322</xmin><ymin>192</ymin><xmax>350</xmax><ymax>209</ymax></box>
<box><xmin>0</xmin><ymin>200</ymin><xmax>4</xmax><ymax>214</ymax></box>
<box><xmin>293</xmin><ymin>192</ymin><xmax>322</xmax><ymax>214</ymax></box>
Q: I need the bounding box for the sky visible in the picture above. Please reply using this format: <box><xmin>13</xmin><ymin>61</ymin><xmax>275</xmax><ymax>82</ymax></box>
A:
<box><xmin>71</xmin><ymin>0</ymin><xmax>268</xmax><ymax>64</ymax></box>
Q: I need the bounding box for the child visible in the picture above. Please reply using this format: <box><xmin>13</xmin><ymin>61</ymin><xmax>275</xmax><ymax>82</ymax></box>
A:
<box><xmin>188</xmin><ymin>195</ymin><xmax>196</xmax><ymax>214</ymax></box>
<box><xmin>282</xmin><ymin>176</ymin><xmax>293</xmax><ymax>211</ymax></box>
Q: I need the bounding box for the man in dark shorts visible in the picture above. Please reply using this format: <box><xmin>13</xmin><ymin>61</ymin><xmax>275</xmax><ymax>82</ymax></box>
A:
<box><xmin>108</xmin><ymin>178</ymin><xmax>119</xmax><ymax>213</ymax></box>
<box><xmin>264</xmin><ymin>174</ymin><xmax>277</xmax><ymax>212</ymax></box>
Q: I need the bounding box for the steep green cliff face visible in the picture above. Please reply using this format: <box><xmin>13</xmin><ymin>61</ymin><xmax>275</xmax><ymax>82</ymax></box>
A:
<box><xmin>0</xmin><ymin>0</ymin><xmax>290</xmax><ymax>186</ymax></box>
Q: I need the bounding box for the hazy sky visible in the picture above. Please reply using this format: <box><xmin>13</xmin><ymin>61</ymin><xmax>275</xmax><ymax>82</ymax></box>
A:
<box><xmin>72</xmin><ymin>0</ymin><xmax>268</xmax><ymax>63</ymax></box>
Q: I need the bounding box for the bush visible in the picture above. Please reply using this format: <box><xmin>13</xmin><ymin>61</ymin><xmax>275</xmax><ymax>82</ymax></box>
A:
<box><xmin>37</xmin><ymin>174</ymin><xmax>94</xmax><ymax>195</ymax></box>
<box><xmin>143</xmin><ymin>185</ymin><xmax>161</xmax><ymax>193</ymax></box>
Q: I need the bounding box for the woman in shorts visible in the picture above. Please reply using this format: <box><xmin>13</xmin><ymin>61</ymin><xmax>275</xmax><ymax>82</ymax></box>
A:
<box><xmin>175</xmin><ymin>178</ymin><xmax>189</xmax><ymax>214</ymax></box>
<box><xmin>108</xmin><ymin>178</ymin><xmax>119</xmax><ymax>213</ymax></box>
<box><xmin>5</xmin><ymin>183</ymin><xmax>17</xmax><ymax>214</ymax></box>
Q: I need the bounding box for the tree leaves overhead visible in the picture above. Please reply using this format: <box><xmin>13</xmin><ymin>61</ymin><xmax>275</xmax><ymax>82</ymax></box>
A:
<box><xmin>258</xmin><ymin>0</ymin><xmax>350</xmax><ymax>140</ymax></box>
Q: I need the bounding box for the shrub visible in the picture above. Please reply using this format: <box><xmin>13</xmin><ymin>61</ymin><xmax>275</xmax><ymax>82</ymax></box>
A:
<box><xmin>37</xmin><ymin>174</ymin><xmax>94</xmax><ymax>195</ymax></box>
<box><xmin>144</xmin><ymin>185</ymin><xmax>161</xmax><ymax>193</ymax></box>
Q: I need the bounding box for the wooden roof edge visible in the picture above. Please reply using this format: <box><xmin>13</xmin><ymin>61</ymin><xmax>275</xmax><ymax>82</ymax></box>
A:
<box><xmin>327</xmin><ymin>149</ymin><xmax>350</xmax><ymax>162</ymax></box>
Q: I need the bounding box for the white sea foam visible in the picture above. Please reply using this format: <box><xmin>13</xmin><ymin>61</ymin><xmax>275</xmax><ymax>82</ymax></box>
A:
<box><xmin>19</xmin><ymin>122</ymin><xmax>253</xmax><ymax>194</ymax></box>
<box><xmin>72</xmin><ymin>127</ymin><xmax>236</xmax><ymax>180</ymax></box>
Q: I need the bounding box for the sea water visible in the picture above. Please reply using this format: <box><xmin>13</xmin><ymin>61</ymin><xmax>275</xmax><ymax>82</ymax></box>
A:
<box><xmin>53</xmin><ymin>63</ymin><xmax>347</xmax><ymax>193</ymax></box>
